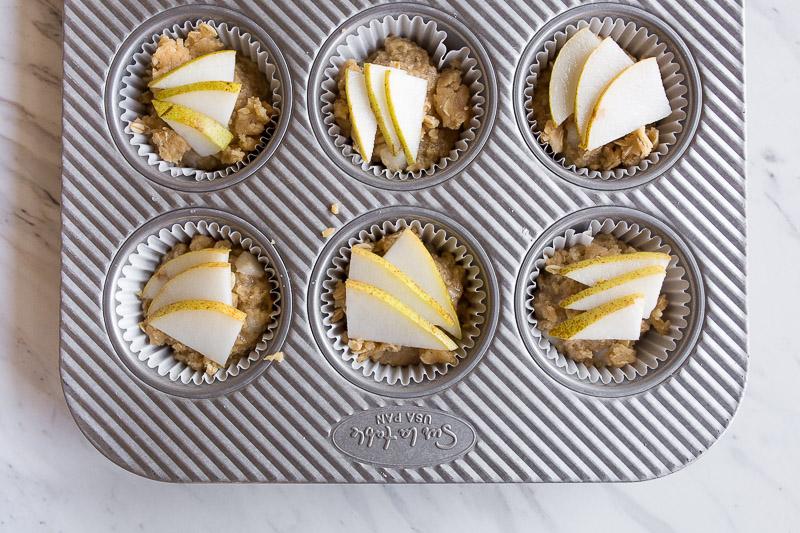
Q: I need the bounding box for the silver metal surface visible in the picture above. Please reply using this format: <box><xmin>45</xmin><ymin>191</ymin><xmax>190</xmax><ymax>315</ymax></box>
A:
<box><xmin>513</xmin><ymin>3</ymin><xmax>703</xmax><ymax>191</ymax></box>
<box><xmin>307</xmin><ymin>205</ymin><xmax>500</xmax><ymax>398</ymax></box>
<box><xmin>102</xmin><ymin>208</ymin><xmax>293</xmax><ymax>399</ymax></box>
<box><xmin>60</xmin><ymin>0</ymin><xmax>746</xmax><ymax>482</ymax></box>
<box><xmin>514</xmin><ymin>205</ymin><xmax>706</xmax><ymax>398</ymax></box>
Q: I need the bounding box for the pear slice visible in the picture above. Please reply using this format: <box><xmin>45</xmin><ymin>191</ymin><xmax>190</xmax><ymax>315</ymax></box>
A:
<box><xmin>549</xmin><ymin>294</ymin><xmax>645</xmax><ymax>340</ymax></box>
<box><xmin>345</xmin><ymin>280</ymin><xmax>457</xmax><ymax>351</ymax></box>
<box><xmin>153</xmin><ymin>81</ymin><xmax>242</xmax><ymax>126</ymax></box>
<box><xmin>148</xmin><ymin>50</ymin><xmax>236</xmax><ymax>89</ymax></box>
<box><xmin>364</xmin><ymin>63</ymin><xmax>404</xmax><ymax>155</ymax></box>
<box><xmin>381</xmin><ymin>230</ymin><xmax>459</xmax><ymax>328</ymax></box>
<box><xmin>583</xmin><ymin>58</ymin><xmax>672</xmax><ymax>151</ymax></box>
<box><xmin>349</xmin><ymin>246</ymin><xmax>461</xmax><ymax>338</ymax></box>
<box><xmin>148</xmin><ymin>262</ymin><xmax>234</xmax><ymax>315</ymax></box>
<box><xmin>153</xmin><ymin>100</ymin><xmax>233</xmax><ymax>157</ymax></box>
<box><xmin>559</xmin><ymin>265</ymin><xmax>666</xmax><ymax>318</ymax></box>
<box><xmin>385</xmin><ymin>70</ymin><xmax>427</xmax><ymax>165</ymax></box>
<box><xmin>573</xmin><ymin>37</ymin><xmax>634</xmax><ymax>141</ymax></box>
<box><xmin>548</xmin><ymin>28</ymin><xmax>602</xmax><ymax>126</ymax></box>
<box><xmin>147</xmin><ymin>300</ymin><xmax>246</xmax><ymax>366</ymax></box>
<box><xmin>141</xmin><ymin>248</ymin><xmax>231</xmax><ymax>300</ymax></box>
<box><xmin>345</xmin><ymin>69</ymin><xmax>378</xmax><ymax>162</ymax></box>
<box><xmin>553</xmin><ymin>251</ymin><xmax>671</xmax><ymax>286</ymax></box>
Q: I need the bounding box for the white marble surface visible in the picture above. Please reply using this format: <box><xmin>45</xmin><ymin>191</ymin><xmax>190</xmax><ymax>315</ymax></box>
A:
<box><xmin>0</xmin><ymin>0</ymin><xmax>796</xmax><ymax>531</ymax></box>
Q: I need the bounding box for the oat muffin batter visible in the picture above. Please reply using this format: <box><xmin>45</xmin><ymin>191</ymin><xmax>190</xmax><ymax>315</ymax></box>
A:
<box><xmin>131</xmin><ymin>23</ymin><xmax>277</xmax><ymax>170</ymax></box>
<box><xmin>531</xmin><ymin>64</ymin><xmax>660</xmax><ymax>172</ymax></box>
<box><xmin>333</xmin><ymin>230</ymin><xmax>467</xmax><ymax>367</ymax></box>
<box><xmin>533</xmin><ymin>234</ymin><xmax>670</xmax><ymax>367</ymax></box>
<box><xmin>334</xmin><ymin>36</ymin><xmax>472</xmax><ymax>172</ymax></box>
<box><xmin>141</xmin><ymin>234</ymin><xmax>273</xmax><ymax>375</ymax></box>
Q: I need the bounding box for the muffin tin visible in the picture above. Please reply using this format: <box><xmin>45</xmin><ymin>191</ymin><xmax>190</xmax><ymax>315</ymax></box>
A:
<box><xmin>60</xmin><ymin>0</ymin><xmax>747</xmax><ymax>483</ymax></box>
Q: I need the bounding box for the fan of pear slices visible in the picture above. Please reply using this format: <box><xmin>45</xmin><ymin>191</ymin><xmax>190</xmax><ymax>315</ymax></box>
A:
<box><xmin>345</xmin><ymin>63</ymin><xmax>428</xmax><ymax>169</ymax></box>
<box><xmin>147</xmin><ymin>50</ymin><xmax>241</xmax><ymax>157</ymax></box>
<box><xmin>345</xmin><ymin>229</ymin><xmax>462</xmax><ymax>353</ymax></box>
<box><xmin>545</xmin><ymin>251</ymin><xmax>671</xmax><ymax>341</ymax></box>
<box><xmin>140</xmin><ymin>247</ymin><xmax>262</xmax><ymax>368</ymax></box>
<box><xmin>548</xmin><ymin>27</ymin><xmax>671</xmax><ymax>151</ymax></box>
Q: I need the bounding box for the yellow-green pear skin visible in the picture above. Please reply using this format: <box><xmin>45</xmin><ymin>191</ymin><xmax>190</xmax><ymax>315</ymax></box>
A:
<box><xmin>549</xmin><ymin>294</ymin><xmax>645</xmax><ymax>341</ymax></box>
<box><xmin>559</xmin><ymin>265</ymin><xmax>667</xmax><ymax>318</ymax></box>
<box><xmin>345</xmin><ymin>279</ymin><xmax>457</xmax><ymax>351</ymax></box>
<box><xmin>148</xmin><ymin>50</ymin><xmax>236</xmax><ymax>89</ymax></box>
<box><xmin>349</xmin><ymin>246</ymin><xmax>461</xmax><ymax>338</ymax></box>
<box><xmin>153</xmin><ymin>100</ymin><xmax>234</xmax><ymax>156</ymax></box>
<box><xmin>554</xmin><ymin>251</ymin><xmax>671</xmax><ymax>286</ymax></box>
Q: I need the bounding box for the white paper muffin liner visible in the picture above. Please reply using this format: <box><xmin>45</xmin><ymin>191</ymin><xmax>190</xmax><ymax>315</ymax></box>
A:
<box><xmin>524</xmin><ymin>218</ymin><xmax>691</xmax><ymax>384</ymax></box>
<box><xmin>119</xmin><ymin>19</ymin><xmax>282</xmax><ymax>182</ymax></box>
<box><xmin>114</xmin><ymin>220</ymin><xmax>283</xmax><ymax>385</ymax></box>
<box><xmin>320</xmin><ymin>219</ymin><xmax>487</xmax><ymax>385</ymax></box>
<box><xmin>320</xmin><ymin>14</ymin><xmax>486</xmax><ymax>181</ymax></box>
<box><xmin>524</xmin><ymin>17</ymin><xmax>689</xmax><ymax>181</ymax></box>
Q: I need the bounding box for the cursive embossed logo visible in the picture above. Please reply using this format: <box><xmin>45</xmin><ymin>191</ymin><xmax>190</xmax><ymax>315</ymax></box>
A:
<box><xmin>331</xmin><ymin>407</ymin><xmax>476</xmax><ymax>467</ymax></box>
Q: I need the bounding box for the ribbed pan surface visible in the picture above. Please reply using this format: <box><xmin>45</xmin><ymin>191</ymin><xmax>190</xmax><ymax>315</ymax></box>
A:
<box><xmin>60</xmin><ymin>0</ymin><xmax>745</xmax><ymax>482</ymax></box>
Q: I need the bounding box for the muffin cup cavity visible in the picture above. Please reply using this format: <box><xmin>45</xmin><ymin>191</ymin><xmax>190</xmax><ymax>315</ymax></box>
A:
<box><xmin>106</xmin><ymin>5</ymin><xmax>292</xmax><ymax>192</ymax></box>
<box><xmin>115</xmin><ymin>220</ymin><xmax>282</xmax><ymax>385</ymax></box>
<box><xmin>103</xmin><ymin>209</ymin><xmax>292</xmax><ymax>398</ymax></box>
<box><xmin>513</xmin><ymin>3</ymin><xmax>701</xmax><ymax>191</ymax></box>
<box><xmin>309</xmin><ymin>207</ymin><xmax>499</xmax><ymax>398</ymax></box>
<box><xmin>119</xmin><ymin>19</ymin><xmax>281</xmax><ymax>182</ymax></box>
<box><xmin>515</xmin><ymin>207</ymin><xmax>705</xmax><ymax>397</ymax></box>
<box><xmin>308</xmin><ymin>3</ymin><xmax>497</xmax><ymax>191</ymax></box>
<box><xmin>320</xmin><ymin>14</ymin><xmax>484</xmax><ymax>183</ymax></box>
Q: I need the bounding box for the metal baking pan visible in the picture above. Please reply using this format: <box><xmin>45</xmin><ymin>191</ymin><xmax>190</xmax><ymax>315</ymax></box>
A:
<box><xmin>60</xmin><ymin>0</ymin><xmax>746</xmax><ymax>482</ymax></box>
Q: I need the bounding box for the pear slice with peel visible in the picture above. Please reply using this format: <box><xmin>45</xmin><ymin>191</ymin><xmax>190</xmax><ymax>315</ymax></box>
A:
<box><xmin>552</xmin><ymin>251</ymin><xmax>671</xmax><ymax>286</ymax></box>
<box><xmin>381</xmin><ymin>230</ymin><xmax>459</xmax><ymax>329</ymax></box>
<box><xmin>385</xmin><ymin>70</ymin><xmax>427</xmax><ymax>165</ymax></box>
<box><xmin>559</xmin><ymin>265</ymin><xmax>666</xmax><ymax>318</ymax></box>
<box><xmin>147</xmin><ymin>300</ymin><xmax>246</xmax><ymax>366</ymax></box>
<box><xmin>549</xmin><ymin>294</ymin><xmax>645</xmax><ymax>340</ymax></box>
<box><xmin>153</xmin><ymin>100</ymin><xmax>233</xmax><ymax>157</ymax></box>
<box><xmin>573</xmin><ymin>37</ymin><xmax>634</xmax><ymax>141</ymax></box>
<box><xmin>583</xmin><ymin>58</ymin><xmax>672</xmax><ymax>151</ymax></box>
<box><xmin>345</xmin><ymin>69</ymin><xmax>378</xmax><ymax>162</ymax></box>
<box><xmin>149</xmin><ymin>50</ymin><xmax>236</xmax><ymax>89</ymax></box>
<box><xmin>154</xmin><ymin>81</ymin><xmax>241</xmax><ymax>126</ymax></box>
<box><xmin>142</xmin><ymin>248</ymin><xmax>231</xmax><ymax>300</ymax></box>
<box><xmin>349</xmin><ymin>246</ymin><xmax>461</xmax><ymax>338</ymax></box>
<box><xmin>148</xmin><ymin>262</ymin><xmax>234</xmax><ymax>315</ymax></box>
<box><xmin>364</xmin><ymin>63</ymin><xmax>404</xmax><ymax>156</ymax></box>
<box><xmin>549</xmin><ymin>28</ymin><xmax>602</xmax><ymax>126</ymax></box>
<box><xmin>345</xmin><ymin>280</ymin><xmax>457</xmax><ymax>350</ymax></box>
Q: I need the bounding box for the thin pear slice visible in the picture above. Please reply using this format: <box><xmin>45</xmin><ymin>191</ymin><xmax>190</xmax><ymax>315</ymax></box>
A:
<box><xmin>381</xmin><ymin>230</ymin><xmax>459</xmax><ymax>328</ymax></box>
<box><xmin>553</xmin><ymin>251</ymin><xmax>671</xmax><ymax>286</ymax></box>
<box><xmin>142</xmin><ymin>248</ymin><xmax>231</xmax><ymax>299</ymax></box>
<box><xmin>149</xmin><ymin>50</ymin><xmax>236</xmax><ymax>89</ymax></box>
<box><xmin>345</xmin><ymin>280</ymin><xmax>457</xmax><ymax>351</ymax></box>
<box><xmin>584</xmin><ymin>58</ymin><xmax>671</xmax><ymax>151</ymax></box>
<box><xmin>385</xmin><ymin>70</ymin><xmax>427</xmax><ymax>165</ymax></box>
<box><xmin>154</xmin><ymin>81</ymin><xmax>242</xmax><ymax>126</ymax></box>
<box><xmin>573</xmin><ymin>37</ymin><xmax>634</xmax><ymax>141</ymax></box>
<box><xmin>549</xmin><ymin>28</ymin><xmax>602</xmax><ymax>126</ymax></box>
<box><xmin>349</xmin><ymin>246</ymin><xmax>461</xmax><ymax>338</ymax></box>
<box><xmin>153</xmin><ymin>100</ymin><xmax>233</xmax><ymax>156</ymax></box>
<box><xmin>345</xmin><ymin>70</ymin><xmax>378</xmax><ymax>162</ymax></box>
<box><xmin>364</xmin><ymin>63</ymin><xmax>404</xmax><ymax>155</ymax></box>
<box><xmin>550</xmin><ymin>294</ymin><xmax>645</xmax><ymax>340</ymax></box>
<box><xmin>559</xmin><ymin>265</ymin><xmax>666</xmax><ymax>318</ymax></box>
<box><xmin>147</xmin><ymin>300</ymin><xmax>246</xmax><ymax>366</ymax></box>
<box><xmin>148</xmin><ymin>262</ymin><xmax>234</xmax><ymax>315</ymax></box>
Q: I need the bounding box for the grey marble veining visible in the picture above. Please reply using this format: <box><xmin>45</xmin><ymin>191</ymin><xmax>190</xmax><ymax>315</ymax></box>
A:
<box><xmin>0</xmin><ymin>0</ymin><xmax>796</xmax><ymax>531</ymax></box>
